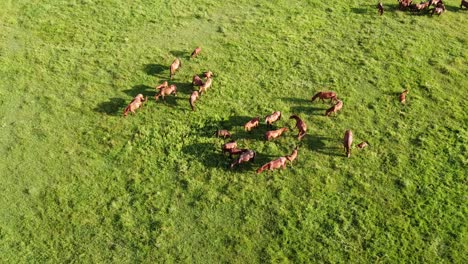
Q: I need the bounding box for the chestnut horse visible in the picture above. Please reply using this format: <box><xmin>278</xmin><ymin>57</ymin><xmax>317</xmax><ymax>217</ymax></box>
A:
<box><xmin>199</xmin><ymin>77</ymin><xmax>212</xmax><ymax>95</ymax></box>
<box><xmin>189</xmin><ymin>91</ymin><xmax>199</xmax><ymax>111</ymax></box>
<box><xmin>215</xmin><ymin>129</ymin><xmax>232</xmax><ymax>139</ymax></box>
<box><xmin>357</xmin><ymin>141</ymin><xmax>369</xmax><ymax>149</ymax></box>
<box><xmin>290</xmin><ymin>115</ymin><xmax>307</xmax><ymax>140</ymax></box>
<box><xmin>409</xmin><ymin>0</ymin><xmax>432</xmax><ymax>11</ymax></box>
<box><xmin>244</xmin><ymin>117</ymin><xmax>260</xmax><ymax>131</ymax></box>
<box><xmin>265</xmin><ymin>111</ymin><xmax>281</xmax><ymax>126</ymax></box>
<box><xmin>155</xmin><ymin>81</ymin><xmax>168</xmax><ymax>90</ymax></box>
<box><xmin>286</xmin><ymin>147</ymin><xmax>298</xmax><ymax>164</ymax></box>
<box><xmin>377</xmin><ymin>2</ymin><xmax>384</xmax><ymax>15</ymax></box>
<box><xmin>170</xmin><ymin>58</ymin><xmax>181</xmax><ymax>80</ymax></box>
<box><xmin>230</xmin><ymin>149</ymin><xmax>256</xmax><ymax>169</ymax></box>
<box><xmin>192</xmin><ymin>75</ymin><xmax>204</xmax><ymax>86</ymax></box>
<box><xmin>265</xmin><ymin>127</ymin><xmax>288</xmax><ymax>141</ymax></box>
<box><xmin>344</xmin><ymin>130</ymin><xmax>353</xmax><ymax>158</ymax></box>
<box><xmin>123</xmin><ymin>94</ymin><xmax>147</xmax><ymax>117</ymax></box>
<box><xmin>191</xmin><ymin>47</ymin><xmax>201</xmax><ymax>58</ymax></box>
<box><xmin>256</xmin><ymin>157</ymin><xmax>287</xmax><ymax>174</ymax></box>
<box><xmin>399</xmin><ymin>89</ymin><xmax>409</xmax><ymax>104</ymax></box>
<box><xmin>325</xmin><ymin>99</ymin><xmax>343</xmax><ymax>116</ymax></box>
<box><xmin>399</xmin><ymin>0</ymin><xmax>413</xmax><ymax>9</ymax></box>
<box><xmin>312</xmin><ymin>91</ymin><xmax>337</xmax><ymax>103</ymax></box>
<box><xmin>462</xmin><ymin>0</ymin><xmax>468</xmax><ymax>8</ymax></box>
<box><xmin>155</xmin><ymin>85</ymin><xmax>177</xmax><ymax>101</ymax></box>
<box><xmin>222</xmin><ymin>141</ymin><xmax>237</xmax><ymax>155</ymax></box>
<box><xmin>204</xmin><ymin>71</ymin><xmax>213</xmax><ymax>78</ymax></box>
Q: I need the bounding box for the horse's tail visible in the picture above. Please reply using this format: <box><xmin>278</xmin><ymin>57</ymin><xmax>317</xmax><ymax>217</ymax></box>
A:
<box><xmin>311</xmin><ymin>92</ymin><xmax>321</xmax><ymax>102</ymax></box>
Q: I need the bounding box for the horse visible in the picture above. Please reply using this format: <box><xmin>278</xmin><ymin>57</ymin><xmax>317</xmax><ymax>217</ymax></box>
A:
<box><xmin>357</xmin><ymin>141</ymin><xmax>369</xmax><ymax>149</ymax></box>
<box><xmin>189</xmin><ymin>91</ymin><xmax>199</xmax><ymax>111</ymax></box>
<box><xmin>204</xmin><ymin>71</ymin><xmax>213</xmax><ymax>78</ymax></box>
<box><xmin>311</xmin><ymin>91</ymin><xmax>337</xmax><ymax>103</ymax></box>
<box><xmin>256</xmin><ymin>157</ymin><xmax>287</xmax><ymax>174</ymax></box>
<box><xmin>215</xmin><ymin>129</ymin><xmax>232</xmax><ymax>139</ymax></box>
<box><xmin>462</xmin><ymin>0</ymin><xmax>468</xmax><ymax>8</ymax></box>
<box><xmin>409</xmin><ymin>0</ymin><xmax>432</xmax><ymax>12</ymax></box>
<box><xmin>169</xmin><ymin>58</ymin><xmax>181</xmax><ymax>80</ymax></box>
<box><xmin>191</xmin><ymin>47</ymin><xmax>201</xmax><ymax>58</ymax></box>
<box><xmin>199</xmin><ymin>77</ymin><xmax>212</xmax><ymax>95</ymax></box>
<box><xmin>192</xmin><ymin>75</ymin><xmax>204</xmax><ymax>86</ymax></box>
<box><xmin>265</xmin><ymin>127</ymin><xmax>288</xmax><ymax>141</ymax></box>
<box><xmin>155</xmin><ymin>84</ymin><xmax>177</xmax><ymax>101</ymax></box>
<box><xmin>325</xmin><ymin>99</ymin><xmax>343</xmax><ymax>116</ymax></box>
<box><xmin>286</xmin><ymin>147</ymin><xmax>298</xmax><ymax>164</ymax></box>
<box><xmin>230</xmin><ymin>149</ymin><xmax>256</xmax><ymax>169</ymax></box>
<box><xmin>244</xmin><ymin>117</ymin><xmax>260</xmax><ymax>131</ymax></box>
<box><xmin>377</xmin><ymin>2</ymin><xmax>384</xmax><ymax>15</ymax></box>
<box><xmin>344</xmin><ymin>130</ymin><xmax>353</xmax><ymax>158</ymax></box>
<box><xmin>432</xmin><ymin>2</ymin><xmax>446</xmax><ymax>15</ymax></box>
<box><xmin>155</xmin><ymin>81</ymin><xmax>168</xmax><ymax>90</ymax></box>
<box><xmin>123</xmin><ymin>94</ymin><xmax>147</xmax><ymax>117</ymax></box>
<box><xmin>265</xmin><ymin>111</ymin><xmax>281</xmax><ymax>126</ymax></box>
<box><xmin>290</xmin><ymin>115</ymin><xmax>307</xmax><ymax>141</ymax></box>
<box><xmin>399</xmin><ymin>89</ymin><xmax>409</xmax><ymax>104</ymax></box>
<box><xmin>222</xmin><ymin>141</ymin><xmax>237</xmax><ymax>155</ymax></box>
<box><xmin>399</xmin><ymin>0</ymin><xmax>413</xmax><ymax>9</ymax></box>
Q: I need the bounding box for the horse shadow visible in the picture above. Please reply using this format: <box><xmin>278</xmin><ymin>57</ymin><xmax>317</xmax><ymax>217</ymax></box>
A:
<box><xmin>182</xmin><ymin>142</ymin><xmax>230</xmax><ymax>169</ymax></box>
<box><xmin>281</xmin><ymin>97</ymin><xmax>311</xmax><ymax>104</ymax></box>
<box><xmin>170</xmin><ymin>81</ymin><xmax>195</xmax><ymax>95</ymax></box>
<box><xmin>350</xmin><ymin>4</ymin><xmax>406</xmax><ymax>14</ymax></box>
<box><xmin>124</xmin><ymin>84</ymin><xmax>154</xmax><ymax>97</ymax></box>
<box><xmin>290</xmin><ymin>105</ymin><xmax>325</xmax><ymax>116</ymax></box>
<box><xmin>303</xmin><ymin>135</ymin><xmax>342</xmax><ymax>157</ymax></box>
<box><xmin>94</xmin><ymin>97</ymin><xmax>126</xmax><ymax>116</ymax></box>
<box><xmin>170</xmin><ymin>50</ymin><xmax>190</xmax><ymax>60</ymax></box>
<box><xmin>143</xmin><ymin>64</ymin><xmax>166</xmax><ymax>76</ymax></box>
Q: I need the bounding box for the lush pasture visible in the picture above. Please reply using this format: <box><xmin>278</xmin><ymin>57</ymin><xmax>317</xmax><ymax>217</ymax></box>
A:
<box><xmin>0</xmin><ymin>0</ymin><xmax>467</xmax><ymax>262</ymax></box>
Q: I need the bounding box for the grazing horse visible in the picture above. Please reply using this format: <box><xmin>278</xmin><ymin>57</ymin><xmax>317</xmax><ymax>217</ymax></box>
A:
<box><xmin>155</xmin><ymin>81</ymin><xmax>168</xmax><ymax>90</ymax></box>
<box><xmin>189</xmin><ymin>91</ymin><xmax>199</xmax><ymax>111</ymax></box>
<box><xmin>399</xmin><ymin>0</ymin><xmax>413</xmax><ymax>9</ymax></box>
<box><xmin>169</xmin><ymin>58</ymin><xmax>181</xmax><ymax>80</ymax></box>
<box><xmin>192</xmin><ymin>75</ymin><xmax>204</xmax><ymax>86</ymax></box>
<box><xmin>199</xmin><ymin>77</ymin><xmax>212</xmax><ymax>95</ymax></box>
<box><xmin>432</xmin><ymin>2</ymin><xmax>446</xmax><ymax>15</ymax></box>
<box><xmin>399</xmin><ymin>89</ymin><xmax>409</xmax><ymax>104</ymax></box>
<box><xmin>357</xmin><ymin>141</ymin><xmax>369</xmax><ymax>149</ymax></box>
<box><xmin>244</xmin><ymin>117</ymin><xmax>260</xmax><ymax>131</ymax></box>
<box><xmin>462</xmin><ymin>0</ymin><xmax>468</xmax><ymax>8</ymax></box>
<box><xmin>256</xmin><ymin>157</ymin><xmax>287</xmax><ymax>174</ymax></box>
<box><xmin>409</xmin><ymin>0</ymin><xmax>432</xmax><ymax>11</ymax></box>
<box><xmin>215</xmin><ymin>129</ymin><xmax>232</xmax><ymax>139</ymax></box>
<box><xmin>377</xmin><ymin>2</ymin><xmax>384</xmax><ymax>15</ymax></box>
<box><xmin>155</xmin><ymin>84</ymin><xmax>177</xmax><ymax>101</ymax></box>
<box><xmin>265</xmin><ymin>111</ymin><xmax>282</xmax><ymax>126</ymax></box>
<box><xmin>191</xmin><ymin>47</ymin><xmax>201</xmax><ymax>58</ymax></box>
<box><xmin>204</xmin><ymin>71</ymin><xmax>213</xmax><ymax>78</ymax></box>
<box><xmin>265</xmin><ymin>127</ymin><xmax>288</xmax><ymax>141</ymax></box>
<box><xmin>222</xmin><ymin>141</ymin><xmax>237</xmax><ymax>155</ymax></box>
<box><xmin>123</xmin><ymin>94</ymin><xmax>147</xmax><ymax>117</ymax></box>
<box><xmin>343</xmin><ymin>130</ymin><xmax>353</xmax><ymax>158</ymax></box>
<box><xmin>290</xmin><ymin>115</ymin><xmax>307</xmax><ymax>141</ymax></box>
<box><xmin>286</xmin><ymin>147</ymin><xmax>298</xmax><ymax>164</ymax></box>
<box><xmin>230</xmin><ymin>149</ymin><xmax>256</xmax><ymax>169</ymax></box>
<box><xmin>325</xmin><ymin>99</ymin><xmax>343</xmax><ymax>116</ymax></box>
<box><xmin>225</xmin><ymin>147</ymin><xmax>247</xmax><ymax>159</ymax></box>
<box><xmin>311</xmin><ymin>91</ymin><xmax>337</xmax><ymax>103</ymax></box>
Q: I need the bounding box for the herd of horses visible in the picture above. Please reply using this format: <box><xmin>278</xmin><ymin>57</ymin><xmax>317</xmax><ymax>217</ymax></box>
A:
<box><xmin>121</xmin><ymin>40</ymin><xmax>412</xmax><ymax>174</ymax></box>
<box><xmin>377</xmin><ymin>0</ymin><xmax>468</xmax><ymax>16</ymax></box>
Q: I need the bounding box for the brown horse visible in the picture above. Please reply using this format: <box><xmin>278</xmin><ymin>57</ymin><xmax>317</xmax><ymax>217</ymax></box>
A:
<box><xmin>432</xmin><ymin>2</ymin><xmax>446</xmax><ymax>15</ymax></box>
<box><xmin>265</xmin><ymin>111</ymin><xmax>281</xmax><ymax>126</ymax></box>
<box><xmin>256</xmin><ymin>157</ymin><xmax>287</xmax><ymax>174</ymax></box>
<box><xmin>462</xmin><ymin>0</ymin><xmax>468</xmax><ymax>8</ymax></box>
<box><xmin>192</xmin><ymin>75</ymin><xmax>204</xmax><ymax>86</ymax></box>
<box><xmin>189</xmin><ymin>91</ymin><xmax>199</xmax><ymax>111</ymax></box>
<box><xmin>169</xmin><ymin>58</ymin><xmax>181</xmax><ymax>80</ymax></box>
<box><xmin>357</xmin><ymin>141</ymin><xmax>369</xmax><ymax>149</ymax></box>
<box><xmin>191</xmin><ymin>47</ymin><xmax>201</xmax><ymax>58</ymax></box>
<box><xmin>399</xmin><ymin>89</ymin><xmax>409</xmax><ymax>104</ymax></box>
<box><xmin>311</xmin><ymin>91</ymin><xmax>337</xmax><ymax>103</ymax></box>
<box><xmin>325</xmin><ymin>99</ymin><xmax>343</xmax><ymax>116</ymax></box>
<box><xmin>230</xmin><ymin>149</ymin><xmax>256</xmax><ymax>169</ymax></box>
<box><xmin>155</xmin><ymin>81</ymin><xmax>168</xmax><ymax>90</ymax></box>
<box><xmin>399</xmin><ymin>0</ymin><xmax>413</xmax><ymax>9</ymax></box>
<box><xmin>199</xmin><ymin>77</ymin><xmax>212</xmax><ymax>95</ymax></box>
<box><xmin>215</xmin><ymin>129</ymin><xmax>232</xmax><ymax>139</ymax></box>
<box><xmin>222</xmin><ymin>141</ymin><xmax>237</xmax><ymax>155</ymax></box>
<box><xmin>155</xmin><ymin>84</ymin><xmax>177</xmax><ymax>101</ymax></box>
<box><xmin>409</xmin><ymin>0</ymin><xmax>432</xmax><ymax>11</ymax></box>
<box><xmin>204</xmin><ymin>71</ymin><xmax>213</xmax><ymax>78</ymax></box>
<box><xmin>290</xmin><ymin>115</ymin><xmax>307</xmax><ymax>140</ymax></box>
<box><xmin>265</xmin><ymin>127</ymin><xmax>288</xmax><ymax>141</ymax></box>
<box><xmin>377</xmin><ymin>2</ymin><xmax>384</xmax><ymax>15</ymax></box>
<box><xmin>123</xmin><ymin>94</ymin><xmax>147</xmax><ymax>117</ymax></box>
<box><xmin>286</xmin><ymin>147</ymin><xmax>298</xmax><ymax>164</ymax></box>
<box><xmin>244</xmin><ymin>117</ymin><xmax>260</xmax><ymax>131</ymax></box>
<box><xmin>344</xmin><ymin>130</ymin><xmax>353</xmax><ymax>158</ymax></box>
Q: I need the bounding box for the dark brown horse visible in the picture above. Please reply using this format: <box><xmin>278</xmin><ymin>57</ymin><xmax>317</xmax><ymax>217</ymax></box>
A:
<box><xmin>290</xmin><ymin>115</ymin><xmax>307</xmax><ymax>140</ymax></box>
<box><xmin>123</xmin><ymin>94</ymin><xmax>147</xmax><ymax>117</ymax></box>
<box><xmin>189</xmin><ymin>91</ymin><xmax>199</xmax><ymax>111</ymax></box>
<box><xmin>244</xmin><ymin>117</ymin><xmax>260</xmax><ymax>131</ymax></box>
<box><xmin>230</xmin><ymin>149</ymin><xmax>256</xmax><ymax>169</ymax></box>
<box><xmin>169</xmin><ymin>58</ymin><xmax>181</xmax><ymax>80</ymax></box>
<box><xmin>256</xmin><ymin>157</ymin><xmax>287</xmax><ymax>174</ymax></box>
<box><xmin>265</xmin><ymin>127</ymin><xmax>288</xmax><ymax>141</ymax></box>
<box><xmin>265</xmin><ymin>111</ymin><xmax>281</xmax><ymax>126</ymax></box>
<box><xmin>377</xmin><ymin>2</ymin><xmax>384</xmax><ymax>15</ymax></box>
<box><xmin>462</xmin><ymin>0</ymin><xmax>468</xmax><ymax>8</ymax></box>
<box><xmin>325</xmin><ymin>99</ymin><xmax>343</xmax><ymax>116</ymax></box>
<box><xmin>432</xmin><ymin>1</ymin><xmax>446</xmax><ymax>15</ymax></box>
<box><xmin>192</xmin><ymin>75</ymin><xmax>204</xmax><ymax>86</ymax></box>
<box><xmin>191</xmin><ymin>47</ymin><xmax>201</xmax><ymax>58</ymax></box>
<box><xmin>399</xmin><ymin>89</ymin><xmax>409</xmax><ymax>104</ymax></box>
<box><xmin>344</xmin><ymin>130</ymin><xmax>353</xmax><ymax>158</ymax></box>
<box><xmin>215</xmin><ymin>129</ymin><xmax>232</xmax><ymax>139</ymax></box>
<box><xmin>155</xmin><ymin>85</ymin><xmax>177</xmax><ymax>101</ymax></box>
<box><xmin>311</xmin><ymin>91</ymin><xmax>337</xmax><ymax>103</ymax></box>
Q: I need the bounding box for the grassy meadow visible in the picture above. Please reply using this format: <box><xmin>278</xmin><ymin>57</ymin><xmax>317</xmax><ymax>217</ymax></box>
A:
<box><xmin>0</xmin><ymin>0</ymin><xmax>467</xmax><ymax>262</ymax></box>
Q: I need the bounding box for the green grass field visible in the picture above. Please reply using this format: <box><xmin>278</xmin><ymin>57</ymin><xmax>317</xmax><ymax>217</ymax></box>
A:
<box><xmin>0</xmin><ymin>0</ymin><xmax>467</xmax><ymax>262</ymax></box>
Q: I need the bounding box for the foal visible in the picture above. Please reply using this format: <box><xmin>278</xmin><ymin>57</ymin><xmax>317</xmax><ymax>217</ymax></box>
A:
<box><xmin>191</xmin><ymin>47</ymin><xmax>201</xmax><ymax>58</ymax></box>
<box><xmin>325</xmin><ymin>100</ymin><xmax>343</xmax><ymax>116</ymax></box>
<box><xmin>244</xmin><ymin>117</ymin><xmax>260</xmax><ymax>131</ymax></box>
<box><xmin>169</xmin><ymin>58</ymin><xmax>181</xmax><ymax>80</ymax></box>
<box><xmin>399</xmin><ymin>89</ymin><xmax>409</xmax><ymax>104</ymax></box>
<box><xmin>215</xmin><ymin>129</ymin><xmax>232</xmax><ymax>139</ymax></box>
<box><xmin>286</xmin><ymin>147</ymin><xmax>298</xmax><ymax>164</ymax></box>
<box><xmin>155</xmin><ymin>85</ymin><xmax>177</xmax><ymax>101</ymax></box>
<box><xmin>123</xmin><ymin>94</ymin><xmax>147</xmax><ymax>117</ymax></box>
<box><xmin>256</xmin><ymin>157</ymin><xmax>287</xmax><ymax>174</ymax></box>
<box><xmin>290</xmin><ymin>115</ymin><xmax>307</xmax><ymax>141</ymax></box>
